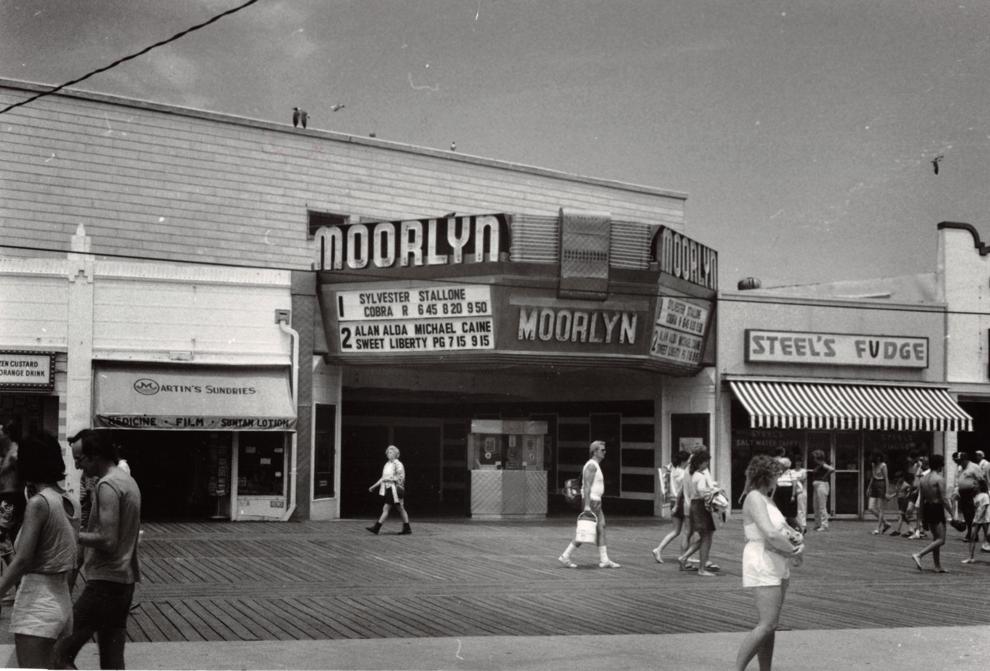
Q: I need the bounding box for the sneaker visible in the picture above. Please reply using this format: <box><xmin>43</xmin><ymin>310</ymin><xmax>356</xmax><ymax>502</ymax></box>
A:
<box><xmin>558</xmin><ymin>555</ymin><xmax>577</xmax><ymax>569</ymax></box>
<box><xmin>961</xmin><ymin>558</ymin><xmax>975</xmax><ymax>564</ymax></box>
<box><xmin>871</xmin><ymin>529</ymin><xmax>880</xmax><ymax>535</ymax></box>
<box><xmin>981</xmin><ymin>543</ymin><xmax>990</xmax><ymax>553</ymax></box>
<box><xmin>598</xmin><ymin>559</ymin><xmax>621</xmax><ymax>568</ymax></box>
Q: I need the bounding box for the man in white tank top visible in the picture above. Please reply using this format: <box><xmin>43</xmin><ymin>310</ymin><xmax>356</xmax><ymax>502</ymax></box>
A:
<box><xmin>558</xmin><ymin>440</ymin><xmax>621</xmax><ymax>568</ymax></box>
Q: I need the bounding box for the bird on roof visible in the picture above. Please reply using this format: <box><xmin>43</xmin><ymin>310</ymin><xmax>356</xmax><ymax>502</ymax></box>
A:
<box><xmin>932</xmin><ymin>154</ymin><xmax>943</xmax><ymax>175</ymax></box>
<box><xmin>292</xmin><ymin>107</ymin><xmax>308</xmax><ymax>128</ymax></box>
<box><xmin>331</xmin><ymin>104</ymin><xmax>346</xmax><ymax>112</ymax></box>
<box><xmin>450</xmin><ymin>141</ymin><xmax>456</xmax><ymax>151</ymax></box>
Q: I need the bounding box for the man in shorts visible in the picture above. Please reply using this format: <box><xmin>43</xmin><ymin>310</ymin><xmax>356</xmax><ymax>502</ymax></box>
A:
<box><xmin>558</xmin><ymin>440</ymin><xmax>620</xmax><ymax>569</ymax></box>
<box><xmin>911</xmin><ymin>454</ymin><xmax>953</xmax><ymax>573</ymax></box>
<box><xmin>54</xmin><ymin>429</ymin><xmax>142</xmax><ymax>669</ymax></box>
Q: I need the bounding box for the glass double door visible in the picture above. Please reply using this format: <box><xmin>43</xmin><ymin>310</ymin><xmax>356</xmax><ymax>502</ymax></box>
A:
<box><xmin>807</xmin><ymin>431</ymin><xmax>861</xmax><ymax>517</ymax></box>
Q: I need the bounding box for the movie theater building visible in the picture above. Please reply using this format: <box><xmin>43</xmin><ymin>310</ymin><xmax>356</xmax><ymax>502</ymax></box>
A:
<box><xmin>0</xmin><ymin>78</ymin><xmax>718</xmax><ymax>520</ymax></box>
<box><xmin>315</xmin><ymin>215</ymin><xmax>718</xmax><ymax>519</ymax></box>
<box><xmin>717</xmin><ymin>260</ymin><xmax>972</xmax><ymax>518</ymax></box>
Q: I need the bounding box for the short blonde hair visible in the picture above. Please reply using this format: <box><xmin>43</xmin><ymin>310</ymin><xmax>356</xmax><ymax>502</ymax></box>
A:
<box><xmin>385</xmin><ymin>445</ymin><xmax>400</xmax><ymax>458</ymax></box>
<box><xmin>589</xmin><ymin>440</ymin><xmax>606</xmax><ymax>455</ymax></box>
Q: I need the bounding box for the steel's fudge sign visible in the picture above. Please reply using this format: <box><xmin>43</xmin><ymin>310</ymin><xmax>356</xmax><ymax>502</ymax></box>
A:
<box><xmin>314</xmin><ymin>214</ymin><xmax>509</xmax><ymax>271</ymax></box>
<box><xmin>745</xmin><ymin>330</ymin><xmax>929</xmax><ymax>368</ymax></box>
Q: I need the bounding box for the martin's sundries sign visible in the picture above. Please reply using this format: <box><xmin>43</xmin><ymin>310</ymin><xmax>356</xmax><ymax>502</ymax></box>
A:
<box><xmin>93</xmin><ymin>366</ymin><xmax>296</xmax><ymax>430</ymax></box>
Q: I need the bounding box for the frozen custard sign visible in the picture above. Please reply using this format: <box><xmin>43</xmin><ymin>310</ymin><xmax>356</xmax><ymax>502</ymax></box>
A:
<box><xmin>315</xmin><ymin>214</ymin><xmax>508</xmax><ymax>271</ymax></box>
<box><xmin>0</xmin><ymin>351</ymin><xmax>55</xmax><ymax>390</ymax></box>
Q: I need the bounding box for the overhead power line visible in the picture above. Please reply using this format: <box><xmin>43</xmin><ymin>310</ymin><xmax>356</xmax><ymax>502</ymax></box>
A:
<box><xmin>0</xmin><ymin>0</ymin><xmax>260</xmax><ymax>116</ymax></box>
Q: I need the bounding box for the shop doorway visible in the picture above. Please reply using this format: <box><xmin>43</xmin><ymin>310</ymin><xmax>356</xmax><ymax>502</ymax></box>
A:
<box><xmin>109</xmin><ymin>430</ymin><xmax>231</xmax><ymax>520</ymax></box>
<box><xmin>339</xmin><ymin>421</ymin><xmax>444</xmax><ymax>518</ymax></box>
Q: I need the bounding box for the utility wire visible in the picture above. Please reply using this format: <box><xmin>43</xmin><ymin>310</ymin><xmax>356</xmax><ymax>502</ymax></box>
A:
<box><xmin>0</xmin><ymin>0</ymin><xmax>260</xmax><ymax>116</ymax></box>
<box><xmin>3</xmin><ymin>242</ymin><xmax>990</xmax><ymax>317</ymax></box>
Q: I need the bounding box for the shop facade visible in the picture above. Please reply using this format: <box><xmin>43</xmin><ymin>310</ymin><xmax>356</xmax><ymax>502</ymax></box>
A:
<box><xmin>0</xmin><ymin>239</ymin><xmax>299</xmax><ymax>520</ymax></box>
<box><xmin>1</xmin><ymin>77</ymin><xmax>718</xmax><ymax>519</ymax></box>
<box><xmin>718</xmin><ymin>275</ymin><xmax>972</xmax><ymax>518</ymax></box>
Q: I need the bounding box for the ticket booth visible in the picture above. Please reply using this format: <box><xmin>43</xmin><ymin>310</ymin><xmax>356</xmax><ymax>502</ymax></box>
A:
<box><xmin>468</xmin><ymin>419</ymin><xmax>547</xmax><ymax>519</ymax></box>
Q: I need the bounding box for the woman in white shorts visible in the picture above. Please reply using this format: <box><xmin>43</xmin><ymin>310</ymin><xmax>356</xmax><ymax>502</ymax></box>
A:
<box><xmin>0</xmin><ymin>432</ymin><xmax>79</xmax><ymax>668</ymax></box>
<box><xmin>735</xmin><ymin>454</ymin><xmax>804</xmax><ymax>671</ymax></box>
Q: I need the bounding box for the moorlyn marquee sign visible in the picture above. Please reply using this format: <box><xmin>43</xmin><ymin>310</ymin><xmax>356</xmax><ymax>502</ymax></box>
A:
<box><xmin>650</xmin><ymin>227</ymin><xmax>718</xmax><ymax>291</ymax></box>
<box><xmin>314</xmin><ymin>214</ymin><xmax>509</xmax><ymax>271</ymax></box>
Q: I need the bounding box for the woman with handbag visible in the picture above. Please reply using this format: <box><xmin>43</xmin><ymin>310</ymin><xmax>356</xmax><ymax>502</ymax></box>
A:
<box><xmin>676</xmin><ymin>449</ymin><xmax>720</xmax><ymax>577</ymax></box>
<box><xmin>735</xmin><ymin>454</ymin><xmax>804</xmax><ymax>671</ymax></box>
<box><xmin>651</xmin><ymin>450</ymin><xmax>691</xmax><ymax>563</ymax></box>
<box><xmin>366</xmin><ymin>445</ymin><xmax>411</xmax><ymax>535</ymax></box>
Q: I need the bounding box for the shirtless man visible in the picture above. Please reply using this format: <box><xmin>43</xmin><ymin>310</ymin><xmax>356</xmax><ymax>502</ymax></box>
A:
<box><xmin>912</xmin><ymin>454</ymin><xmax>954</xmax><ymax>573</ymax></box>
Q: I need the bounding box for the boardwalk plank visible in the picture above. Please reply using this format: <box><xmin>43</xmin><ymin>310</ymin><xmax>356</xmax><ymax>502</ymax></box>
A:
<box><xmin>85</xmin><ymin>518</ymin><xmax>990</xmax><ymax>643</ymax></box>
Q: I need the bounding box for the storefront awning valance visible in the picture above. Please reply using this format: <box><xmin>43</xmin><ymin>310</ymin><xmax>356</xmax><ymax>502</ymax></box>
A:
<box><xmin>94</xmin><ymin>366</ymin><xmax>296</xmax><ymax>431</ymax></box>
<box><xmin>729</xmin><ymin>380</ymin><xmax>972</xmax><ymax>432</ymax></box>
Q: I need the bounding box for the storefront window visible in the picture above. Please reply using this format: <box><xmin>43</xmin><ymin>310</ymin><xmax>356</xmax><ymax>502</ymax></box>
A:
<box><xmin>238</xmin><ymin>432</ymin><xmax>286</xmax><ymax>496</ymax></box>
<box><xmin>313</xmin><ymin>404</ymin><xmax>335</xmax><ymax>499</ymax></box>
<box><xmin>730</xmin><ymin>428</ymin><xmax>802</xmax><ymax>509</ymax></box>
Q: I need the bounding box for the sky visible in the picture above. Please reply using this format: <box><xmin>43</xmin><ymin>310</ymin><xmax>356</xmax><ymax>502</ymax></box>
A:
<box><xmin>2</xmin><ymin>0</ymin><xmax>990</xmax><ymax>290</ymax></box>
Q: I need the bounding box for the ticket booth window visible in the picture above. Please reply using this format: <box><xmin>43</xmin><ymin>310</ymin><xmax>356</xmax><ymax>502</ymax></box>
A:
<box><xmin>238</xmin><ymin>432</ymin><xmax>286</xmax><ymax>496</ymax></box>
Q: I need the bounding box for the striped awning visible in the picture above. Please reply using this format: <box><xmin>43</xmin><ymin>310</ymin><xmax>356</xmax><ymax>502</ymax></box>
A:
<box><xmin>729</xmin><ymin>380</ymin><xmax>973</xmax><ymax>432</ymax></box>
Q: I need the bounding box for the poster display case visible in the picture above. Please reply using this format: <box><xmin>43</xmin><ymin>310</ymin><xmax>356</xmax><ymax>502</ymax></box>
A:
<box><xmin>468</xmin><ymin>419</ymin><xmax>548</xmax><ymax>519</ymax></box>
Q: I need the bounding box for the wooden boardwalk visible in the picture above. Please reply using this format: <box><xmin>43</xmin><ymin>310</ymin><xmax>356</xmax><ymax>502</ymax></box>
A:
<box><xmin>109</xmin><ymin>517</ymin><xmax>990</xmax><ymax>642</ymax></box>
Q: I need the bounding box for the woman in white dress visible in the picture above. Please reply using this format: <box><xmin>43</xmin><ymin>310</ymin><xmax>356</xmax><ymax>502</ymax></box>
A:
<box><xmin>735</xmin><ymin>454</ymin><xmax>804</xmax><ymax>671</ymax></box>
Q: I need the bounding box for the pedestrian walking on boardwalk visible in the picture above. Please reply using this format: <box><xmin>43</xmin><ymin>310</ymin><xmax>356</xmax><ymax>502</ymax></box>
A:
<box><xmin>867</xmin><ymin>449</ymin><xmax>892</xmax><ymax>535</ymax></box>
<box><xmin>809</xmin><ymin>449</ymin><xmax>834</xmax><ymax>531</ymax></box>
<box><xmin>676</xmin><ymin>448</ymin><xmax>720</xmax><ymax>576</ymax></box>
<box><xmin>652</xmin><ymin>450</ymin><xmax>691</xmax><ymax>563</ymax></box>
<box><xmin>0</xmin><ymin>432</ymin><xmax>79</xmax><ymax>669</ymax></box>
<box><xmin>54</xmin><ymin>429</ymin><xmax>142</xmax><ymax>670</ymax></box>
<box><xmin>792</xmin><ymin>454</ymin><xmax>808</xmax><ymax>533</ymax></box>
<box><xmin>0</xmin><ymin>415</ymin><xmax>26</xmax><ymax>581</ymax></box>
<box><xmin>953</xmin><ymin>451</ymin><xmax>984</xmax><ymax>543</ymax></box>
<box><xmin>367</xmin><ymin>445</ymin><xmax>411</xmax><ymax>535</ymax></box>
<box><xmin>911</xmin><ymin>454</ymin><xmax>953</xmax><ymax>573</ymax></box>
<box><xmin>962</xmin><ymin>478</ymin><xmax>989</xmax><ymax>564</ymax></box>
<box><xmin>735</xmin><ymin>454</ymin><xmax>804</xmax><ymax>671</ymax></box>
<box><xmin>558</xmin><ymin>440</ymin><xmax>620</xmax><ymax>569</ymax></box>
<box><xmin>771</xmin><ymin>448</ymin><xmax>798</xmax><ymax>530</ymax></box>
